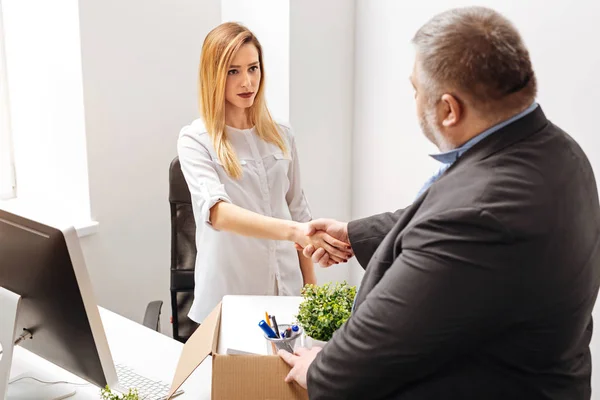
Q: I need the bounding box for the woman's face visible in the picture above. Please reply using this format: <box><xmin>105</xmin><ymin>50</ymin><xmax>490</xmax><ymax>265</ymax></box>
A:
<box><xmin>225</xmin><ymin>43</ymin><xmax>261</xmax><ymax>111</ymax></box>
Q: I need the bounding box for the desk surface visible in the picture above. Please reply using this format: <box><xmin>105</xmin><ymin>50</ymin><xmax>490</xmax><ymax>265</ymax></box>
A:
<box><xmin>11</xmin><ymin>307</ymin><xmax>211</xmax><ymax>399</ymax></box>
<box><xmin>10</xmin><ymin>295</ymin><xmax>303</xmax><ymax>399</ymax></box>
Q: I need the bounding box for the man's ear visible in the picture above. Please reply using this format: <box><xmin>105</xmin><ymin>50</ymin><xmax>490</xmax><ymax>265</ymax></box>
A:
<box><xmin>440</xmin><ymin>94</ymin><xmax>462</xmax><ymax>127</ymax></box>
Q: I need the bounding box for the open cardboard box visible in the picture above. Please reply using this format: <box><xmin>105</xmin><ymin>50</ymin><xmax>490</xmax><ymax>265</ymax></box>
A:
<box><xmin>167</xmin><ymin>300</ymin><xmax>308</xmax><ymax>400</ymax></box>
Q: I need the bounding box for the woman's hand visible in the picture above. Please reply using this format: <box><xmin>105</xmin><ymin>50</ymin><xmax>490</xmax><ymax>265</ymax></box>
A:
<box><xmin>292</xmin><ymin>223</ymin><xmax>352</xmax><ymax>264</ymax></box>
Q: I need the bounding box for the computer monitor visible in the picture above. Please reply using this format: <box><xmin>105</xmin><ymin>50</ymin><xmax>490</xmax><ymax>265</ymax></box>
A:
<box><xmin>0</xmin><ymin>209</ymin><xmax>118</xmax><ymax>397</ymax></box>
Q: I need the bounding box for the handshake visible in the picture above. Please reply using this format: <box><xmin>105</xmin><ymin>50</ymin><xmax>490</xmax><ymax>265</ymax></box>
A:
<box><xmin>292</xmin><ymin>219</ymin><xmax>353</xmax><ymax>267</ymax></box>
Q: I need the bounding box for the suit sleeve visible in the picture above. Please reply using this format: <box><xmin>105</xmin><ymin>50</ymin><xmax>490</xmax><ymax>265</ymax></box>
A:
<box><xmin>347</xmin><ymin>208</ymin><xmax>405</xmax><ymax>269</ymax></box>
<box><xmin>307</xmin><ymin>208</ymin><xmax>515</xmax><ymax>400</ymax></box>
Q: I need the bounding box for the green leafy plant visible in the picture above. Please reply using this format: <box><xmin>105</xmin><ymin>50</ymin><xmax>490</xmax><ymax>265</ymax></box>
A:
<box><xmin>100</xmin><ymin>385</ymin><xmax>140</xmax><ymax>400</ymax></box>
<box><xmin>296</xmin><ymin>281</ymin><xmax>357</xmax><ymax>341</ymax></box>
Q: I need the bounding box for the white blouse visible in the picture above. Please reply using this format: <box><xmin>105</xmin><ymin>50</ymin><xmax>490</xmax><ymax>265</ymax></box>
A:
<box><xmin>177</xmin><ymin>120</ymin><xmax>312</xmax><ymax>323</ymax></box>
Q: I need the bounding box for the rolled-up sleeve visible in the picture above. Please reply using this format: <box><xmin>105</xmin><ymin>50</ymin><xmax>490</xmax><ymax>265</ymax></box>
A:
<box><xmin>177</xmin><ymin>132</ymin><xmax>232</xmax><ymax>229</ymax></box>
<box><xmin>284</xmin><ymin>126</ymin><xmax>312</xmax><ymax>223</ymax></box>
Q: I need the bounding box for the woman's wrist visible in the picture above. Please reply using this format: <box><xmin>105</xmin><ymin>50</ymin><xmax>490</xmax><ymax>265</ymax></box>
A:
<box><xmin>303</xmin><ymin>272</ymin><xmax>317</xmax><ymax>286</ymax></box>
<box><xmin>286</xmin><ymin>221</ymin><xmax>304</xmax><ymax>243</ymax></box>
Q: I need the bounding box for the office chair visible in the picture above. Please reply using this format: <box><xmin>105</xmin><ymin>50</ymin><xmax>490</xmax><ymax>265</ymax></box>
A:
<box><xmin>168</xmin><ymin>157</ymin><xmax>199</xmax><ymax>342</ymax></box>
<box><xmin>142</xmin><ymin>300</ymin><xmax>163</xmax><ymax>332</ymax></box>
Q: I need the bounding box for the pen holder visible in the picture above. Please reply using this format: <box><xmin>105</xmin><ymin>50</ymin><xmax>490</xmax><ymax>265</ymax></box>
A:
<box><xmin>264</xmin><ymin>324</ymin><xmax>303</xmax><ymax>355</ymax></box>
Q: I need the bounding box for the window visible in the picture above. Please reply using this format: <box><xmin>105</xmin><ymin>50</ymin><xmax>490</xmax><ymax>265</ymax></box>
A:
<box><xmin>0</xmin><ymin>0</ymin><xmax>96</xmax><ymax>236</ymax></box>
<box><xmin>0</xmin><ymin>3</ymin><xmax>16</xmax><ymax>200</ymax></box>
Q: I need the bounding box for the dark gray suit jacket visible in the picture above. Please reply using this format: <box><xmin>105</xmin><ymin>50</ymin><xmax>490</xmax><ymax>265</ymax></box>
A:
<box><xmin>307</xmin><ymin>107</ymin><xmax>600</xmax><ymax>399</ymax></box>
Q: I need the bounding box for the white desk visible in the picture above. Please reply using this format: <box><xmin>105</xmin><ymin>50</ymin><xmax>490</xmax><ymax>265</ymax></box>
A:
<box><xmin>10</xmin><ymin>307</ymin><xmax>212</xmax><ymax>399</ymax></box>
<box><xmin>9</xmin><ymin>295</ymin><xmax>304</xmax><ymax>399</ymax></box>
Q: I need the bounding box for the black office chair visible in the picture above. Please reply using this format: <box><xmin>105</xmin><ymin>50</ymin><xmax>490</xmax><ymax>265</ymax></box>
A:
<box><xmin>168</xmin><ymin>157</ymin><xmax>199</xmax><ymax>342</ymax></box>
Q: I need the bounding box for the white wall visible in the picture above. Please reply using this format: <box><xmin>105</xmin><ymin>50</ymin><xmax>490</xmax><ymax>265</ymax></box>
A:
<box><xmin>77</xmin><ymin>0</ymin><xmax>221</xmax><ymax>335</ymax></box>
<box><xmin>350</xmin><ymin>1</ymin><xmax>438</xmax><ymax>285</ymax></box>
<box><xmin>353</xmin><ymin>0</ymin><xmax>600</xmax><ymax>393</ymax></box>
<box><xmin>221</xmin><ymin>0</ymin><xmax>289</xmax><ymax>122</ymax></box>
<box><xmin>290</xmin><ymin>0</ymin><xmax>355</xmax><ymax>285</ymax></box>
<box><xmin>2</xmin><ymin>0</ymin><xmax>90</xmax><ymax>224</ymax></box>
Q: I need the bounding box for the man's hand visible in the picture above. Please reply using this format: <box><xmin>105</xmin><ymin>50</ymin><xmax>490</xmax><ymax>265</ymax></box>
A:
<box><xmin>278</xmin><ymin>347</ymin><xmax>322</xmax><ymax>389</ymax></box>
<box><xmin>300</xmin><ymin>219</ymin><xmax>352</xmax><ymax>267</ymax></box>
<box><xmin>293</xmin><ymin>222</ymin><xmax>352</xmax><ymax>264</ymax></box>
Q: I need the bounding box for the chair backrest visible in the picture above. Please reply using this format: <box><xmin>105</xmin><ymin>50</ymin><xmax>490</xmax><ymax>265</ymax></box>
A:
<box><xmin>169</xmin><ymin>157</ymin><xmax>199</xmax><ymax>342</ymax></box>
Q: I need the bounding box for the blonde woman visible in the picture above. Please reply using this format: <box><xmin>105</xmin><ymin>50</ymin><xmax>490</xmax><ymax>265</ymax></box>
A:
<box><xmin>178</xmin><ymin>22</ymin><xmax>352</xmax><ymax>323</ymax></box>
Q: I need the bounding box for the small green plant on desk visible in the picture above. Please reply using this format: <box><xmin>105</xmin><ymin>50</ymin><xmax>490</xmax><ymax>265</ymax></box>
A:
<box><xmin>296</xmin><ymin>281</ymin><xmax>357</xmax><ymax>342</ymax></box>
<box><xmin>100</xmin><ymin>385</ymin><xmax>139</xmax><ymax>400</ymax></box>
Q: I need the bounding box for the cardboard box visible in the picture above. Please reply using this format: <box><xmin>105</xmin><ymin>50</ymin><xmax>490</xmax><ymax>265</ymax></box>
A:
<box><xmin>168</xmin><ymin>302</ymin><xmax>308</xmax><ymax>400</ymax></box>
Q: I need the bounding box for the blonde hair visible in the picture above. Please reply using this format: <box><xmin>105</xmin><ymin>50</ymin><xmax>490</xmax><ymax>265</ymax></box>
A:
<box><xmin>199</xmin><ymin>22</ymin><xmax>286</xmax><ymax>179</ymax></box>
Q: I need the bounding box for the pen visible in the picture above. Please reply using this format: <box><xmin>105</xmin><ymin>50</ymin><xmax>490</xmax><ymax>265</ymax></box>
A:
<box><xmin>270</xmin><ymin>315</ymin><xmax>280</xmax><ymax>338</ymax></box>
<box><xmin>258</xmin><ymin>320</ymin><xmax>278</xmax><ymax>338</ymax></box>
<box><xmin>285</xmin><ymin>328</ymin><xmax>292</xmax><ymax>338</ymax></box>
<box><xmin>265</xmin><ymin>311</ymin><xmax>272</xmax><ymax>327</ymax></box>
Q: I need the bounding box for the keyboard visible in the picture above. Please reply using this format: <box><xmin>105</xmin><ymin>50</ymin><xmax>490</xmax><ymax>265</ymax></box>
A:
<box><xmin>116</xmin><ymin>364</ymin><xmax>184</xmax><ymax>400</ymax></box>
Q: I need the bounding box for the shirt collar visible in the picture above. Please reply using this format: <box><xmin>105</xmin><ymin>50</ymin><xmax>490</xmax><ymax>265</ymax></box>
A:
<box><xmin>430</xmin><ymin>102</ymin><xmax>539</xmax><ymax>165</ymax></box>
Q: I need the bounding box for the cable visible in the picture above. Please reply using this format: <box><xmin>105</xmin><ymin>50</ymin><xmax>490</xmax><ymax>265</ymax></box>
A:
<box><xmin>0</xmin><ymin>328</ymin><xmax>32</xmax><ymax>356</ymax></box>
<box><xmin>8</xmin><ymin>377</ymin><xmax>153</xmax><ymax>400</ymax></box>
<box><xmin>8</xmin><ymin>376</ymin><xmax>91</xmax><ymax>386</ymax></box>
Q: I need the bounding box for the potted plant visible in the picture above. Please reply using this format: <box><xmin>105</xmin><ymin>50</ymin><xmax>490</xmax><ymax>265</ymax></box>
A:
<box><xmin>100</xmin><ymin>386</ymin><xmax>140</xmax><ymax>400</ymax></box>
<box><xmin>296</xmin><ymin>281</ymin><xmax>357</xmax><ymax>347</ymax></box>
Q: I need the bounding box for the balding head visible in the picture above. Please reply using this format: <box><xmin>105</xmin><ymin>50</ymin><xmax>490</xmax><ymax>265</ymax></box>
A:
<box><xmin>413</xmin><ymin>6</ymin><xmax>536</xmax><ymax>114</ymax></box>
<box><xmin>410</xmin><ymin>7</ymin><xmax>537</xmax><ymax>151</ymax></box>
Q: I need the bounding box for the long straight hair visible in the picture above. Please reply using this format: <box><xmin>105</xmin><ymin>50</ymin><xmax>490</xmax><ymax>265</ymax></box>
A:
<box><xmin>199</xmin><ymin>22</ymin><xmax>286</xmax><ymax>179</ymax></box>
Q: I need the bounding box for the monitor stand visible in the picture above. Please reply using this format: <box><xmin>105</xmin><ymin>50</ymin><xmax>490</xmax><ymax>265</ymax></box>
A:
<box><xmin>0</xmin><ymin>287</ymin><xmax>76</xmax><ymax>400</ymax></box>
